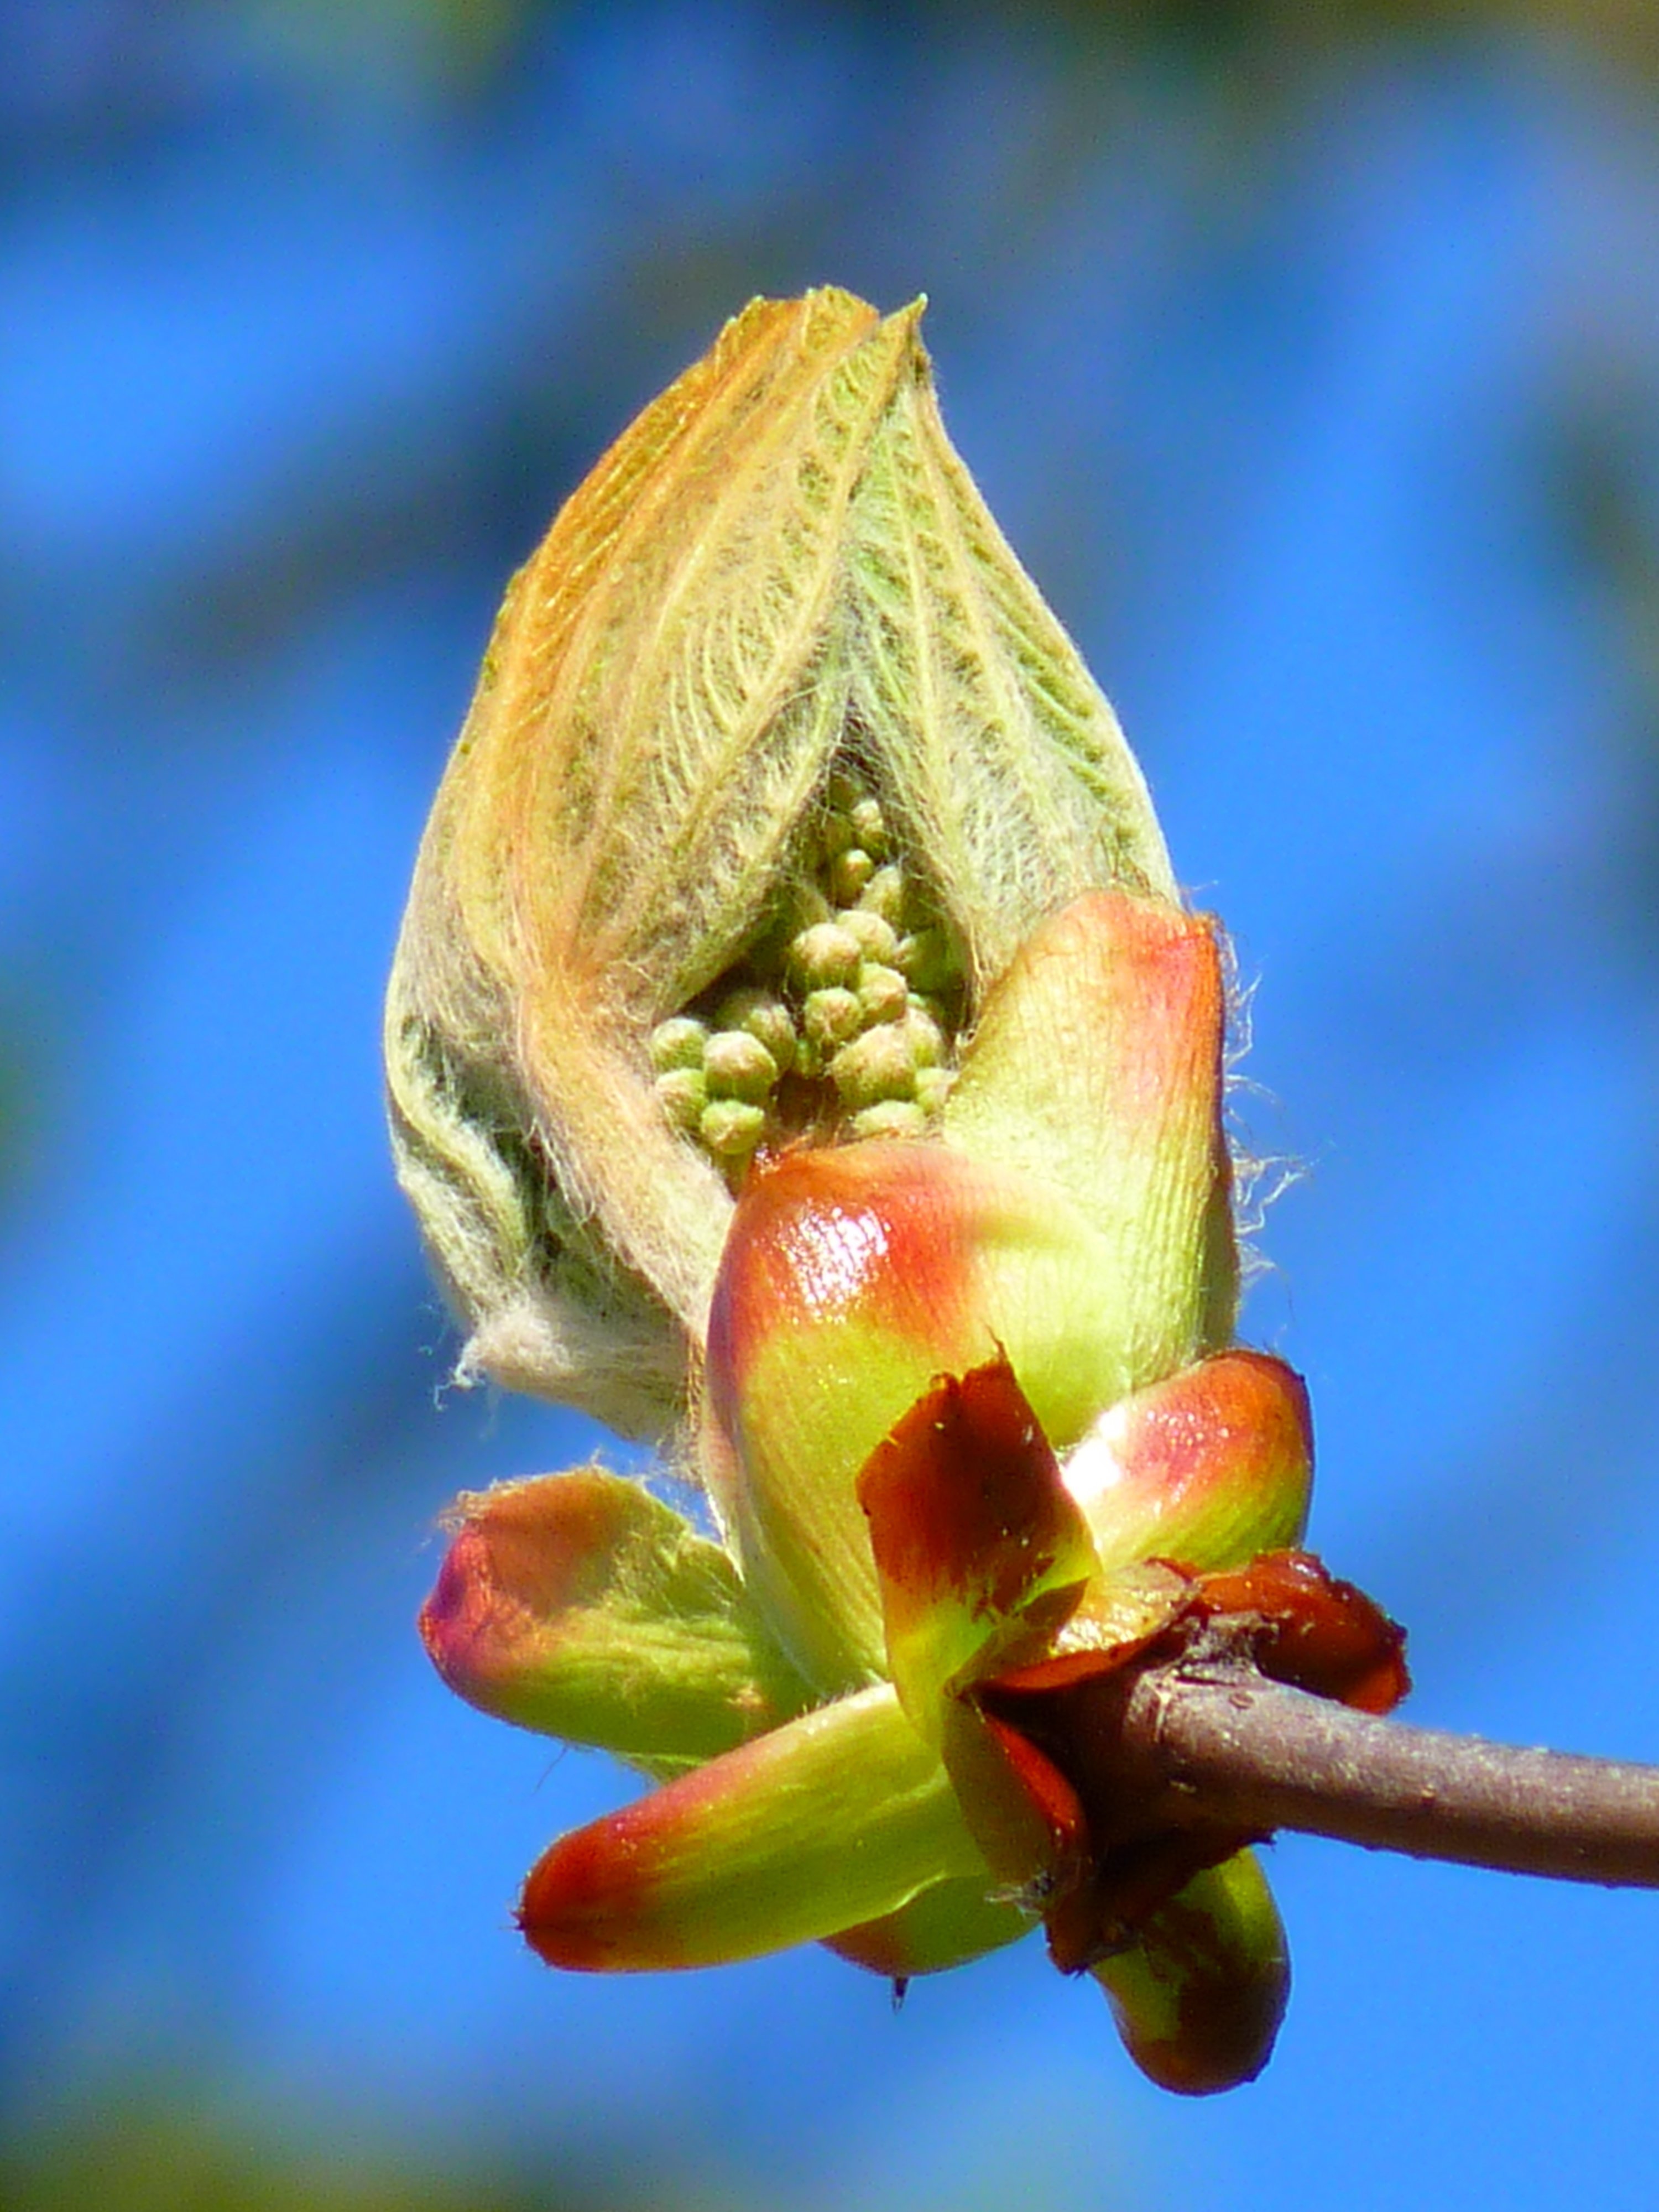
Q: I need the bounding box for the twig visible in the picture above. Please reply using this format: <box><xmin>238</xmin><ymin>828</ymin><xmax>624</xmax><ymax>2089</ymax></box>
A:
<box><xmin>1112</xmin><ymin>1658</ymin><xmax>1659</xmax><ymax>1888</ymax></box>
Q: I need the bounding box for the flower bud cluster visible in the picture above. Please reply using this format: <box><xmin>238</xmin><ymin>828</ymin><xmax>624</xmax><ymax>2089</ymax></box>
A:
<box><xmin>646</xmin><ymin>771</ymin><xmax>965</xmax><ymax>1171</ymax></box>
<box><xmin>385</xmin><ymin>286</ymin><xmax>1174</xmax><ymax>1436</ymax></box>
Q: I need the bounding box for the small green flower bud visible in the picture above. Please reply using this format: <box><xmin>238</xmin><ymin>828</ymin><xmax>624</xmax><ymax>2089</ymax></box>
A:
<box><xmin>650</xmin><ymin>1015</ymin><xmax>709</xmax><ymax>1073</ymax></box>
<box><xmin>902</xmin><ymin>1005</ymin><xmax>947</xmax><ymax>1068</ymax></box>
<box><xmin>914</xmin><ymin>1065</ymin><xmax>954</xmax><ymax>1117</ymax></box>
<box><xmin>817</xmin><ymin>811</ymin><xmax>857</xmax><ymax>863</ymax></box>
<box><xmin>895</xmin><ymin>927</ymin><xmax>957</xmax><ymax>993</ymax></box>
<box><xmin>828</xmin><ymin>848</ymin><xmax>875</xmax><ymax>906</ymax></box>
<box><xmin>700</xmin><ymin>1099</ymin><xmax>767</xmax><ymax>1158</ymax></box>
<box><xmin>828</xmin><ymin>1024</ymin><xmax>918</xmax><ymax>1110</ymax></box>
<box><xmin>703</xmin><ymin>1029</ymin><xmax>779</xmax><ymax>1102</ymax></box>
<box><xmin>857</xmin><ymin>963</ymin><xmax>910</xmax><ymax>1025</ymax></box>
<box><xmin>858</xmin><ymin>865</ymin><xmax>908</xmax><ymax>927</ymax></box>
<box><xmin>851</xmin><ymin>1099</ymin><xmax>927</xmax><ymax>1140</ymax></box>
<box><xmin>655</xmin><ymin>1067</ymin><xmax>708</xmax><ymax>1132</ymax></box>
<box><xmin>839</xmin><ymin>908</ymin><xmax>900</xmax><ymax>964</ymax></box>
<box><xmin>849</xmin><ymin>796</ymin><xmax>888</xmax><ymax>857</ymax></box>
<box><xmin>788</xmin><ymin>921</ymin><xmax>863</xmax><ymax>992</ymax></box>
<box><xmin>801</xmin><ymin>986</ymin><xmax>863</xmax><ymax>1053</ymax></box>
<box><xmin>714</xmin><ymin>987</ymin><xmax>797</xmax><ymax>1076</ymax></box>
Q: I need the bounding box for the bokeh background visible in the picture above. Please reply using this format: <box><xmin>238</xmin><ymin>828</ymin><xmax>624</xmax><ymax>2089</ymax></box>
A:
<box><xmin>6</xmin><ymin>3</ymin><xmax>1659</xmax><ymax>2206</ymax></box>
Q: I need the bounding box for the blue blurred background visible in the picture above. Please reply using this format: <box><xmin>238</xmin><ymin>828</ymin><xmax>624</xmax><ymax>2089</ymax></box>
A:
<box><xmin>5</xmin><ymin>3</ymin><xmax>1659</xmax><ymax>2206</ymax></box>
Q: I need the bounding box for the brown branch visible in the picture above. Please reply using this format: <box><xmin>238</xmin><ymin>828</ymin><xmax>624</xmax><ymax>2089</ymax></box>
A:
<box><xmin>1110</xmin><ymin>1656</ymin><xmax>1659</xmax><ymax>1887</ymax></box>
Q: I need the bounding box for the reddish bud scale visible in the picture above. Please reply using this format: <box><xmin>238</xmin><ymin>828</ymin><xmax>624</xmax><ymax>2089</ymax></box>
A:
<box><xmin>705</xmin><ymin>1144</ymin><xmax>982</xmax><ymax>1436</ymax></box>
<box><xmin>1187</xmin><ymin>1550</ymin><xmax>1410</xmax><ymax>1716</ymax></box>
<box><xmin>971</xmin><ymin>1707</ymin><xmax>1091</xmax><ymax>1880</ymax></box>
<box><xmin>1065</xmin><ymin>1351</ymin><xmax>1313</xmax><ymax>1575</ymax></box>
<box><xmin>420</xmin><ymin>1477</ymin><xmax>638</xmax><ymax>1699</ymax></box>
<box><xmin>859</xmin><ymin>1361</ymin><xmax>1072</xmax><ymax>1624</ymax></box>
<box><xmin>705</xmin><ymin>1141</ymin><xmax>1129</xmax><ymax>1687</ymax></box>
<box><xmin>972</xmin><ymin>1552</ymin><xmax>1407</xmax><ymax>1907</ymax></box>
<box><xmin>419</xmin><ymin>1469</ymin><xmax>812</xmax><ymax>1764</ymax></box>
<box><xmin>858</xmin><ymin>1357</ymin><xmax>1098</xmax><ymax>1726</ymax></box>
<box><xmin>942</xmin><ymin>888</ymin><xmax>1238</xmax><ymax>1363</ymax></box>
<box><xmin>1095</xmin><ymin>1866</ymin><xmax>1290</xmax><ymax>2096</ymax></box>
<box><xmin>516</xmin><ymin>1683</ymin><xmax>983</xmax><ymax>1973</ymax></box>
<box><xmin>519</xmin><ymin>1794</ymin><xmax>685</xmax><ymax>1972</ymax></box>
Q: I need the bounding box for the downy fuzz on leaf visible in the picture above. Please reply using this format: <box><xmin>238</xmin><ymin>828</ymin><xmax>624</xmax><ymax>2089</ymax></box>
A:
<box><xmin>385</xmin><ymin>288</ymin><xmax>1173</xmax><ymax>1438</ymax></box>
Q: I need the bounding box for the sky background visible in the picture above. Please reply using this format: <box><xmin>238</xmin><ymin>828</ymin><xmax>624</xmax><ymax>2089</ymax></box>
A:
<box><xmin>6</xmin><ymin>3</ymin><xmax>1659</xmax><ymax>2207</ymax></box>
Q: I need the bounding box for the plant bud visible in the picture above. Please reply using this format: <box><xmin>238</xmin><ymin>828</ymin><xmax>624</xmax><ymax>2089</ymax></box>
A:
<box><xmin>839</xmin><ymin>909</ymin><xmax>899</xmax><ymax>964</ymax></box>
<box><xmin>702</xmin><ymin>1030</ymin><xmax>778</xmax><ymax>1102</ymax></box>
<box><xmin>385</xmin><ymin>288</ymin><xmax>1172</xmax><ymax>1438</ymax></box>
<box><xmin>856</xmin><ymin>963</ymin><xmax>910</xmax><ymax>1025</ymax></box>
<box><xmin>789</xmin><ymin>922</ymin><xmax>864</xmax><ymax>993</ymax></box>
<box><xmin>400</xmin><ymin>288</ymin><xmax>1420</xmax><ymax>2104</ymax></box>
<box><xmin>714</xmin><ymin>988</ymin><xmax>797</xmax><ymax>1074</ymax></box>
<box><xmin>648</xmin><ymin>1016</ymin><xmax>708</xmax><ymax>1073</ymax></box>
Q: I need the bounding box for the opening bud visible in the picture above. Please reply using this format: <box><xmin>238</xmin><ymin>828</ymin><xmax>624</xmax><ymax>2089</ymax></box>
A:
<box><xmin>385</xmin><ymin>289</ymin><xmax>1172</xmax><ymax>1438</ymax></box>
